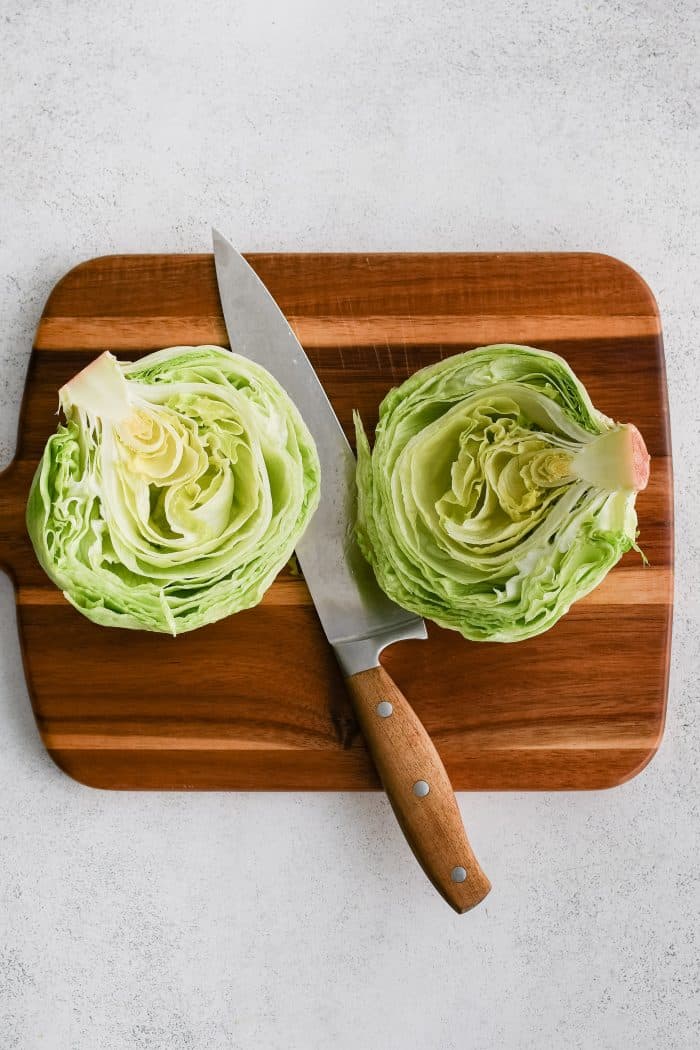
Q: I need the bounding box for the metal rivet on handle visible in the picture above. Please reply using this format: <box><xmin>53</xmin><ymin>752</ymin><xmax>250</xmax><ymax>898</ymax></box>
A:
<box><xmin>451</xmin><ymin>866</ymin><xmax>467</xmax><ymax>883</ymax></box>
<box><xmin>413</xmin><ymin>780</ymin><xmax>430</xmax><ymax>798</ymax></box>
<box><xmin>376</xmin><ymin>701</ymin><xmax>393</xmax><ymax>718</ymax></box>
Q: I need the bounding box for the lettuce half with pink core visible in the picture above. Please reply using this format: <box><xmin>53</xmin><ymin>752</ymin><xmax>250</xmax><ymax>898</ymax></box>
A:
<box><xmin>354</xmin><ymin>344</ymin><xmax>649</xmax><ymax>643</ymax></box>
<box><xmin>27</xmin><ymin>346</ymin><xmax>320</xmax><ymax>634</ymax></box>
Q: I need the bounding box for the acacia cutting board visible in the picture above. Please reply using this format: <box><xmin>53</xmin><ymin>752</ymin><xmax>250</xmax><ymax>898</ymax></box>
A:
<box><xmin>0</xmin><ymin>252</ymin><xmax>672</xmax><ymax>790</ymax></box>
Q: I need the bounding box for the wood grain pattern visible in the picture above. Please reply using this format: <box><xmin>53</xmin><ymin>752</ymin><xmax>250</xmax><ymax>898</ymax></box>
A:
<box><xmin>0</xmin><ymin>252</ymin><xmax>673</xmax><ymax>790</ymax></box>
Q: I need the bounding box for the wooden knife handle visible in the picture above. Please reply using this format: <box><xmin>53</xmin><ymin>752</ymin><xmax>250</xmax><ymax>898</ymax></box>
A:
<box><xmin>345</xmin><ymin>664</ymin><xmax>491</xmax><ymax>913</ymax></box>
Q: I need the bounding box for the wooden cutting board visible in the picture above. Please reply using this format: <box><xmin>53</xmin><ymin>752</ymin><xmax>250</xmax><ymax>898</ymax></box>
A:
<box><xmin>0</xmin><ymin>252</ymin><xmax>672</xmax><ymax>790</ymax></box>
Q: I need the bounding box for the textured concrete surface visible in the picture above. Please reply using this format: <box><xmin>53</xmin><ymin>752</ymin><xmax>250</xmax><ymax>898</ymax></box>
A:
<box><xmin>1</xmin><ymin>1</ymin><xmax>698</xmax><ymax>1047</ymax></box>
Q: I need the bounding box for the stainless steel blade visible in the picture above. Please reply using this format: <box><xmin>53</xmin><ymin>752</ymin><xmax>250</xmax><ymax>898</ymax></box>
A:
<box><xmin>212</xmin><ymin>230</ymin><xmax>426</xmax><ymax>674</ymax></box>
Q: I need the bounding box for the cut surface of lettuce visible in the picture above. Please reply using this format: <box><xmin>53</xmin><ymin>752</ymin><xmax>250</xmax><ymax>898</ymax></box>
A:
<box><xmin>27</xmin><ymin>345</ymin><xmax>320</xmax><ymax>634</ymax></box>
<box><xmin>354</xmin><ymin>343</ymin><xmax>649</xmax><ymax>643</ymax></box>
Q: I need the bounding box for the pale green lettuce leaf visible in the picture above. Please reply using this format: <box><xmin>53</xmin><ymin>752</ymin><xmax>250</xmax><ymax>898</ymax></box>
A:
<box><xmin>27</xmin><ymin>345</ymin><xmax>320</xmax><ymax>635</ymax></box>
<box><xmin>354</xmin><ymin>343</ymin><xmax>648</xmax><ymax>642</ymax></box>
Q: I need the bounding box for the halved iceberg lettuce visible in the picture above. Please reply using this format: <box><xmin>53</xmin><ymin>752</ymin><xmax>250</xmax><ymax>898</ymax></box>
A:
<box><xmin>355</xmin><ymin>344</ymin><xmax>648</xmax><ymax>642</ymax></box>
<box><xmin>27</xmin><ymin>345</ymin><xmax>320</xmax><ymax>634</ymax></box>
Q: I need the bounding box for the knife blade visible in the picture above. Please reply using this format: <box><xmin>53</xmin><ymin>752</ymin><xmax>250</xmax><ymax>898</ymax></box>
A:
<box><xmin>213</xmin><ymin>231</ymin><xmax>490</xmax><ymax>912</ymax></box>
<box><xmin>213</xmin><ymin>230</ymin><xmax>424</xmax><ymax>674</ymax></box>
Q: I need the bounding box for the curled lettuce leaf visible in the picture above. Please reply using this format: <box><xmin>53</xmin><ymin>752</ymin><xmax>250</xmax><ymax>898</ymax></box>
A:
<box><xmin>355</xmin><ymin>344</ymin><xmax>649</xmax><ymax>642</ymax></box>
<box><xmin>27</xmin><ymin>346</ymin><xmax>320</xmax><ymax>634</ymax></box>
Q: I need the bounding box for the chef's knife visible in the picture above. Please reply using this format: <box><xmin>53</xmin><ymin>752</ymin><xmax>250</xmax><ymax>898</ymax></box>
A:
<box><xmin>213</xmin><ymin>231</ymin><xmax>490</xmax><ymax>912</ymax></box>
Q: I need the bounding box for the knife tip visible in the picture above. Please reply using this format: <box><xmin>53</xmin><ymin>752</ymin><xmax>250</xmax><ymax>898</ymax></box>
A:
<box><xmin>212</xmin><ymin>227</ymin><xmax>242</xmax><ymax>260</ymax></box>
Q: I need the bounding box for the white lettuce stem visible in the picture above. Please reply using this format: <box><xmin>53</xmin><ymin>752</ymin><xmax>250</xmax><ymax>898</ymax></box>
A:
<box><xmin>59</xmin><ymin>351</ymin><xmax>133</xmax><ymax>424</ymax></box>
<box><xmin>571</xmin><ymin>425</ymin><xmax>650</xmax><ymax>493</ymax></box>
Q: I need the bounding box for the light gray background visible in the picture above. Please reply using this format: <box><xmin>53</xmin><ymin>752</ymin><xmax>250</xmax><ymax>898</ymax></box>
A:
<box><xmin>1</xmin><ymin>1</ymin><xmax>698</xmax><ymax>1047</ymax></box>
